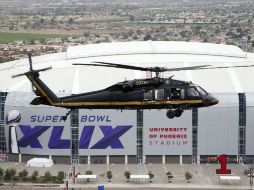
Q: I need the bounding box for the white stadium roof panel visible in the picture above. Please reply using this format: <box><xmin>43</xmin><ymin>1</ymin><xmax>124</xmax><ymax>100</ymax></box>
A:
<box><xmin>67</xmin><ymin>41</ymin><xmax>246</xmax><ymax>59</ymax></box>
<box><xmin>0</xmin><ymin>41</ymin><xmax>254</xmax><ymax>94</ymax></box>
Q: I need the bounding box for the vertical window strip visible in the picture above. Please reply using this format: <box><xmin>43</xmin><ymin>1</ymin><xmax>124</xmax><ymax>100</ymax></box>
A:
<box><xmin>0</xmin><ymin>91</ymin><xmax>7</xmax><ymax>153</ymax></box>
<box><xmin>238</xmin><ymin>93</ymin><xmax>246</xmax><ymax>126</ymax></box>
<box><xmin>192</xmin><ymin>108</ymin><xmax>198</xmax><ymax>162</ymax></box>
<box><xmin>238</xmin><ymin>93</ymin><xmax>246</xmax><ymax>160</ymax></box>
<box><xmin>137</xmin><ymin>109</ymin><xmax>143</xmax><ymax>163</ymax></box>
<box><xmin>71</xmin><ymin>109</ymin><xmax>79</xmax><ymax>164</ymax></box>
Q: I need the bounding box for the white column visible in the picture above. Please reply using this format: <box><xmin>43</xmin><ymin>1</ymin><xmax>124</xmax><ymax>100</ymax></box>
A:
<box><xmin>143</xmin><ymin>155</ymin><xmax>146</xmax><ymax>164</ymax></box>
<box><xmin>106</xmin><ymin>155</ymin><xmax>109</xmax><ymax>165</ymax></box>
<box><xmin>125</xmin><ymin>155</ymin><xmax>128</xmax><ymax>164</ymax></box>
<box><xmin>88</xmin><ymin>155</ymin><xmax>90</xmax><ymax>165</ymax></box>
<box><xmin>18</xmin><ymin>154</ymin><xmax>22</xmax><ymax>163</ymax></box>
<box><xmin>179</xmin><ymin>155</ymin><xmax>183</xmax><ymax>165</ymax></box>
<box><xmin>197</xmin><ymin>155</ymin><xmax>200</xmax><ymax>164</ymax></box>
<box><xmin>162</xmin><ymin>155</ymin><xmax>165</xmax><ymax>164</ymax></box>
<box><xmin>49</xmin><ymin>155</ymin><xmax>52</xmax><ymax>160</ymax></box>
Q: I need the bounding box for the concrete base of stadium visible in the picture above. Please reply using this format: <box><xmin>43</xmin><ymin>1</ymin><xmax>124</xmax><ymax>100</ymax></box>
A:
<box><xmin>0</xmin><ymin>162</ymin><xmax>253</xmax><ymax>189</ymax></box>
<box><xmin>6</xmin><ymin>154</ymin><xmax>254</xmax><ymax>165</ymax></box>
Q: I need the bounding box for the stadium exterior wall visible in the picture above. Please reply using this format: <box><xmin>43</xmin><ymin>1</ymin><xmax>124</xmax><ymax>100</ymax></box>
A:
<box><xmin>1</xmin><ymin>91</ymin><xmax>254</xmax><ymax>164</ymax></box>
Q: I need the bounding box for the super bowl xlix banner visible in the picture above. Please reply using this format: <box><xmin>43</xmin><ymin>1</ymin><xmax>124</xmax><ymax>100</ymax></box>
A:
<box><xmin>5</xmin><ymin>92</ymin><xmax>136</xmax><ymax>156</ymax></box>
<box><xmin>79</xmin><ymin>109</ymin><xmax>136</xmax><ymax>155</ymax></box>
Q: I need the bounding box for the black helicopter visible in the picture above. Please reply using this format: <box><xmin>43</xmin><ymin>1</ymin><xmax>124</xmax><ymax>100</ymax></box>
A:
<box><xmin>12</xmin><ymin>53</ymin><xmax>221</xmax><ymax>120</ymax></box>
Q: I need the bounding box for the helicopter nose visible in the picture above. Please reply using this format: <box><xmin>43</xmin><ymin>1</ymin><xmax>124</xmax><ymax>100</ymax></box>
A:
<box><xmin>209</xmin><ymin>98</ymin><xmax>219</xmax><ymax>105</ymax></box>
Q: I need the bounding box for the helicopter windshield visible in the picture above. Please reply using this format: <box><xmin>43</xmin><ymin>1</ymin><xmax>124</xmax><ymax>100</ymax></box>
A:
<box><xmin>187</xmin><ymin>87</ymin><xmax>199</xmax><ymax>97</ymax></box>
<box><xmin>196</xmin><ymin>86</ymin><xmax>208</xmax><ymax>95</ymax></box>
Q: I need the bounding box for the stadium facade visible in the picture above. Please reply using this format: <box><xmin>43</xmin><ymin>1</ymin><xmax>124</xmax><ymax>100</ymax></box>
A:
<box><xmin>0</xmin><ymin>41</ymin><xmax>254</xmax><ymax>165</ymax></box>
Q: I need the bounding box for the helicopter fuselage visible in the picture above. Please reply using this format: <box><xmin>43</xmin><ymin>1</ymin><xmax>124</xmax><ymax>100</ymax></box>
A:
<box><xmin>30</xmin><ymin>73</ymin><xmax>219</xmax><ymax>111</ymax></box>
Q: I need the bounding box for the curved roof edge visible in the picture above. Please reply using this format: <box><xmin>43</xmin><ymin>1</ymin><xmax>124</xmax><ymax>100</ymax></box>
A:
<box><xmin>67</xmin><ymin>41</ymin><xmax>246</xmax><ymax>59</ymax></box>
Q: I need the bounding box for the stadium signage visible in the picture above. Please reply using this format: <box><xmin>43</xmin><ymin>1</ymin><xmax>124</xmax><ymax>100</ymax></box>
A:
<box><xmin>17</xmin><ymin>125</ymin><xmax>133</xmax><ymax>149</ymax></box>
<box><xmin>30</xmin><ymin>115</ymin><xmax>112</xmax><ymax>123</ymax></box>
<box><xmin>148</xmin><ymin>127</ymin><xmax>188</xmax><ymax>146</ymax></box>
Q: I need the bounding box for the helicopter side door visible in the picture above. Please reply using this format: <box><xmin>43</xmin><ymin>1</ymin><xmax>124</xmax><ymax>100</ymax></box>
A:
<box><xmin>154</xmin><ymin>89</ymin><xmax>165</xmax><ymax>100</ymax></box>
<box><xmin>170</xmin><ymin>88</ymin><xmax>185</xmax><ymax>100</ymax></box>
<box><xmin>144</xmin><ymin>89</ymin><xmax>165</xmax><ymax>101</ymax></box>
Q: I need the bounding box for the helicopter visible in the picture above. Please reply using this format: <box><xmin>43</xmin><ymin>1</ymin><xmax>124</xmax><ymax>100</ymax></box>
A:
<box><xmin>11</xmin><ymin>53</ymin><xmax>223</xmax><ymax>120</ymax></box>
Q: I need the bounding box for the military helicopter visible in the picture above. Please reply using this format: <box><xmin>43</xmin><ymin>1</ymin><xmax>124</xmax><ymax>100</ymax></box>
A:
<box><xmin>11</xmin><ymin>53</ymin><xmax>222</xmax><ymax>120</ymax></box>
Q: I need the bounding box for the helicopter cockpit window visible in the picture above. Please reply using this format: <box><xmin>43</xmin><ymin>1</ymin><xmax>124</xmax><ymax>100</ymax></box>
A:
<box><xmin>196</xmin><ymin>86</ymin><xmax>208</xmax><ymax>95</ymax></box>
<box><xmin>188</xmin><ymin>87</ymin><xmax>199</xmax><ymax>97</ymax></box>
<box><xmin>171</xmin><ymin>88</ymin><xmax>181</xmax><ymax>100</ymax></box>
<box><xmin>155</xmin><ymin>89</ymin><xmax>164</xmax><ymax>100</ymax></box>
<box><xmin>144</xmin><ymin>90</ymin><xmax>153</xmax><ymax>100</ymax></box>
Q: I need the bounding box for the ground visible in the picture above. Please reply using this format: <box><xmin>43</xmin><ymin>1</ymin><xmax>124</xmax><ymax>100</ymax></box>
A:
<box><xmin>0</xmin><ymin>162</ymin><xmax>253</xmax><ymax>189</ymax></box>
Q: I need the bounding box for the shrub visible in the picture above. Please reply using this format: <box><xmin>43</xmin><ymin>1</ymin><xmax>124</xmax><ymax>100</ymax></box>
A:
<box><xmin>85</xmin><ymin>170</ymin><xmax>93</xmax><ymax>182</ymax></box>
<box><xmin>106</xmin><ymin>171</ymin><xmax>112</xmax><ymax>182</ymax></box>
<box><xmin>5</xmin><ymin>168</ymin><xmax>16</xmax><ymax>181</ymax></box>
<box><xmin>18</xmin><ymin>169</ymin><xmax>28</xmax><ymax>181</ymax></box>
<box><xmin>166</xmin><ymin>171</ymin><xmax>173</xmax><ymax>178</ymax></box>
<box><xmin>85</xmin><ymin>170</ymin><xmax>93</xmax><ymax>175</ymax></box>
<box><xmin>148</xmin><ymin>171</ymin><xmax>154</xmax><ymax>179</ymax></box>
<box><xmin>44</xmin><ymin>171</ymin><xmax>52</xmax><ymax>182</ymax></box>
<box><xmin>9</xmin><ymin>168</ymin><xmax>16</xmax><ymax>178</ymax></box>
<box><xmin>52</xmin><ymin>176</ymin><xmax>58</xmax><ymax>183</ymax></box>
<box><xmin>0</xmin><ymin>168</ymin><xmax>3</xmax><ymax>177</ymax></box>
<box><xmin>31</xmin><ymin>171</ymin><xmax>39</xmax><ymax>183</ymax></box>
<box><xmin>185</xmin><ymin>171</ymin><xmax>193</xmax><ymax>181</ymax></box>
<box><xmin>57</xmin><ymin>171</ymin><xmax>64</xmax><ymax>183</ymax></box>
<box><xmin>124</xmin><ymin>171</ymin><xmax>131</xmax><ymax>182</ymax></box>
<box><xmin>148</xmin><ymin>171</ymin><xmax>154</xmax><ymax>182</ymax></box>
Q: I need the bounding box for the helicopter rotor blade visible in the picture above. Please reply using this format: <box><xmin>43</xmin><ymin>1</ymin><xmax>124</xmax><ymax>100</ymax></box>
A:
<box><xmin>76</xmin><ymin>61</ymin><xmax>167</xmax><ymax>72</ymax></box>
<box><xmin>28</xmin><ymin>52</ymin><xmax>33</xmax><ymax>71</ymax></box>
<box><xmin>93</xmin><ymin>61</ymin><xmax>151</xmax><ymax>71</ymax></box>
<box><xmin>165</xmin><ymin>65</ymin><xmax>211</xmax><ymax>72</ymax></box>
<box><xmin>74</xmin><ymin>61</ymin><xmax>211</xmax><ymax>73</ymax></box>
<box><xmin>73</xmin><ymin>61</ymin><xmax>254</xmax><ymax>74</ymax></box>
<box><xmin>12</xmin><ymin>73</ymin><xmax>27</xmax><ymax>78</ymax></box>
<box><xmin>190</xmin><ymin>64</ymin><xmax>254</xmax><ymax>70</ymax></box>
<box><xmin>12</xmin><ymin>67</ymin><xmax>52</xmax><ymax>78</ymax></box>
<box><xmin>72</xmin><ymin>63</ymin><xmax>121</xmax><ymax>69</ymax></box>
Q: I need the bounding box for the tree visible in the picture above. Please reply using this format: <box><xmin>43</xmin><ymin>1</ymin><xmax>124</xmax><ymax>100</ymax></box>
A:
<box><xmin>31</xmin><ymin>171</ymin><xmax>39</xmax><ymax>183</ymax></box>
<box><xmin>85</xmin><ymin>170</ymin><xmax>93</xmax><ymax>182</ymax></box>
<box><xmin>0</xmin><ymin>168</ymin><xmax>3</xmax><ymax>177</ymax></box>
<box><xmin>106</xmin><ymin>171</ymin><xmax>112</xmax><ymax>182</ymax></box>
<box><xmin>129</xmin><ymin>15</ymin><xmax>135</xmax><ymax>22</ymax></box>
<box><xmin>143</xmin><ymin>34</ymin><xmax>152</xmax><ymax>41</ymax></box>
<box><xmin>83</xmin><ymin>32</ymin><xmax>90</xmax><ymax>37</ymax></box>
<box><xmin>68</xmin><ymin>18</ymin><xmax>74</xmax><ymax>25</ymax></box>
<box><xmin>4</xmin><ymin>169</ymin><xmax>11</xmax><ymax>181</ymax></box>
<box><xmin>124</xmin><ymin>171</ymin><xmax>130</xmax><ymax>182</ymax></box>
<box><xmin>40</xmin><ymin>18</ymin><xmax>45</xmax><ymax>24</ymax></box>
<box><xmin>185</xmin><ymin>171</ymin><xmax>192</xmax><ymax>182</ymax></box>
<box><xmin>85</xmin><ymin>170</ymin><xmax>93</xmax><ymax>175</ymax></box>
<box><xmin>148</xmin><ymin>171</ymin><xmax>154</xmax><ymax>183</ymax></box>
<box><xmin>166</xmin><ymin>171</ymin><xmax>173</xmax><ymax>183</ymax></box>
<box><xmin>57</xmin><ymin>171</ymin><xmax>64</xmax><ymax>183</ymax></box>
<box><xmin>44</xmin><ymin>171</ymin><xmax>52</xmax><ymax>182</ymax></box>
<box><xmin>18</xmin><ymin>169</ymin><xmax>28</xmax><ymax>181</ymax></box>
<box><xmin>9</xmin><ymin>168</ymin><xmax>16</xmax><ymax>179</ymax></box>
<box><xmin>5</xmin><ymin>168</ymin><xmax>16</xmax><ymax>181</ymax></box>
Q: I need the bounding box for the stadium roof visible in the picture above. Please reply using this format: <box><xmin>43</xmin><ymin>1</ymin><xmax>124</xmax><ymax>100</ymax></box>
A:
<box><xmin>0</xmin><ymin>41</ymin><xmax>254</xmax><ymax>94</ymax></box>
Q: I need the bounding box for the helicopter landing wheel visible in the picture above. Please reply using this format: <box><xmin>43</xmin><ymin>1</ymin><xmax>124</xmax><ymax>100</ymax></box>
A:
<box><xmin>174</xmin><ymin>109</ymin><xmax>183</xmax><ymax>117</ymax></box>
<box><xmin>166</xmin><ymin>110</ymin><xmax>175</xmax><ymax>119</ymax></box>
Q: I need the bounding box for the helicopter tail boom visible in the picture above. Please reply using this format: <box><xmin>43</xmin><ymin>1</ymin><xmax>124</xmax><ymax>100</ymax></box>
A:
<box><xmin>26</xmin><ymin>71</ymin><xmax>59</xmax><ymax>106</ymax></box>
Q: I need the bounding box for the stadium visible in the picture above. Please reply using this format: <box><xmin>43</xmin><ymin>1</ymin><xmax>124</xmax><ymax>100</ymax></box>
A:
<box><xmin>0</xmin><ymin>41</ymin><xmax>254</xmax><ymax>165</ymax></box>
